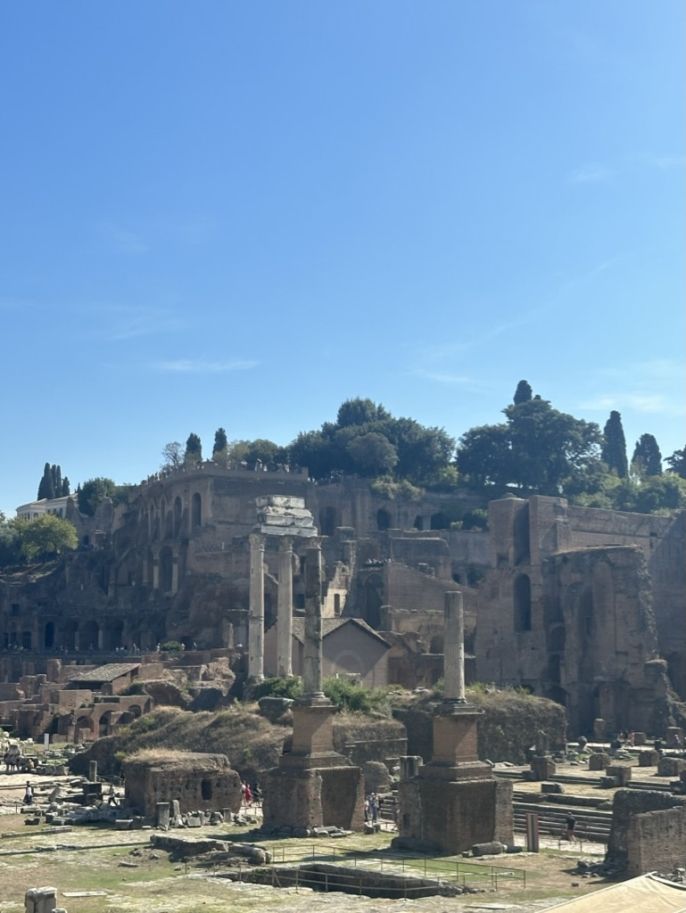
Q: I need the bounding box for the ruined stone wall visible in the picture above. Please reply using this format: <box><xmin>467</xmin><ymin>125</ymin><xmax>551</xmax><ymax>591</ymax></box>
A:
<box><xmin>606</xmin><ymin>788</ymin><xmax>686</xmax><ymax>875</ymax></box>
<box><xmin>123</xmin><ymin>752</ymin><xmax>242</xmax><ymax>816</ymax></box>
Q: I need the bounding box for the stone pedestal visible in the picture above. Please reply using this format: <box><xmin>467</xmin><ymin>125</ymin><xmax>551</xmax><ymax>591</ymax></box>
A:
<box><xmin>262</xmin><ymin>699</ymin><xmax>364</xmax><ymax>831</ymax></box>
<box><xmin>530</xmin><ymin>755</ymin><xmax>556</xmax><ymax>780</ymax></box>
<box><xmin>394</xmin><ymin>703</ymin><xmax>513</xmax><ymax>854</ymax></box>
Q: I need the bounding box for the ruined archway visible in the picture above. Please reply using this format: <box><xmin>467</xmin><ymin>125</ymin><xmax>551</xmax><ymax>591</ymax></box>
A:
<box><xmin>191</xmin><ymin>493</ymin><xmax>202</xmax><ymax>528</ymax></box>
<box><xmin>319</xmin><ymin>506</ymin><xmax>338</xmax><ymax>537</ymax></box>
<box><xmin>44</xmin><ymin>621</ymin><xmax>55</xmax><ymax>650</ymax></box>
<box><xmin>81</xmin><ymin>620</ymin><xmax>100</xmax><ymax>651</ymax></box>
<box><xmin>160</xmin><ymin>547</ymin><xmax>174</xmax><ymax>593</ymax></box>
<box><xmin>174</xmin><ymin>496</ymin><xmax>183</xmax><ymax>537</ymax></box>
<box><xmin>430</xmin><ymin>512</ymin><xmax>450</xmax><ymax>530</ymax></box>
<box><xmin>98</xmin><ymin>711</ymin><xmax>113</xmax><ymax>738</ymax></box>
<box><xmin>376</xmin><ymin>509</ymin><xmax>391</xmax><ymax>531</ymax></box>
<box><xmin>513</xmin><ymin>574</ymin><xmax>532</xmax><ymax>632</ymax></box>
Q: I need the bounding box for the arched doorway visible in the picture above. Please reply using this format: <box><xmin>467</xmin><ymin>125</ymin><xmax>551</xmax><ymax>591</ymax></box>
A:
<box><xmin>319</xmin><ymin>507</ymin><xmax>338</xmax><ymax>537</ymax></box>
<box><xmin>376</xmin><ymin>509</ymin><xmax>391</xmax><ymax>531</ymax></box>
<box><xmin>174</xmin><ymin>496</ymin><xmax>183</xmax><ymax>536</ymax></box>
<box><xmin>160</xmin><ymin>547</ymin><xmax>174</xmax><ymax>593</ymax></box>
<box><xmin>81</xmin><ymin>620</ymin><xmax>100</xmax><ymax>651</ymax></box>
<box><xmin>98</xmin><ymin>711</ymin><xmax>113</xmax><ymax>738</ymax></box>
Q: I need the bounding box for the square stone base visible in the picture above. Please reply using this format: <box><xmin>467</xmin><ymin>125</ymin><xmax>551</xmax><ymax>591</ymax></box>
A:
<box><xmin>262</xmin><ymin>763</ymin><xmax>364</xmax><ymax>831</ymax></box>
<box><xmin>530</xmin><ymin>756</ymin><xmax>556</xmax><ymax>780</ymax></box>
<box><xmin>395</xmin><ymin>774</ymin><xmax>513</xmax><ymax>854</ymax></box>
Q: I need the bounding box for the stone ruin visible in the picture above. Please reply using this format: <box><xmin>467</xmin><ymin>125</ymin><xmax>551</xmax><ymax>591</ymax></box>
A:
<box><xmin>394</xmin><ymin>591</ymin><xmax>513</xmax><ymax>854</ymax></box>
<box><xmin>122</xmin><ymin>750</ymin><xmax>242</xmax><ymax>818</ymax></box>
<box><xmin>262</xmin><ymin>544</ymin><xmax>364</xmax><ymax>834</ymax></box>
<box><xmin>605</xmin><ymin>788</ymin><xmax>686</xmax><ymax>877</ymax></box>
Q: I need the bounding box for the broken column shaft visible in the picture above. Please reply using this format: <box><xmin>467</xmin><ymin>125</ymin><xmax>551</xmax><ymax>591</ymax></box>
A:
<box><xmin>302</xmin><ymin>544</ymin><xmax>325</xmax><ymax>701</ymax></box>
<box><xmin>444</xmin><ymin>590</ymin><xmax>466</xmax><ymax>705</ymax></box>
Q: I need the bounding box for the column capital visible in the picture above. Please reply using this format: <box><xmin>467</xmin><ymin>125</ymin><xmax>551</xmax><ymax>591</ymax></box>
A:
<box><xmin>249</xmin><ymin>533</ymin><xmax>265</xmax><ymax>550</ymax></box>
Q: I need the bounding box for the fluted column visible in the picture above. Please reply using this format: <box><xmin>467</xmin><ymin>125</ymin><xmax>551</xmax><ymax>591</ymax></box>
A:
<box><xmin>248</xmin><ymin>534</ymin><xmax>265</xmax><ymax>681</ymax></box>
<box><xmin>444</xmin><ymin>590</ymin><xmax>466</xmax><ymax>705</ymax></box>
<box><xmin>277</xmin><ymin>538</ymin><xmax>294</xmax><ymax>677</ymax></box>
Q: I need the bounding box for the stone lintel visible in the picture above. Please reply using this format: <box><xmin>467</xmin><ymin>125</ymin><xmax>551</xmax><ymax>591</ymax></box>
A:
<box><xmin>279</xmin><ymin>752</ymin><xmax>348</xmax><ymax>771</ymax></box>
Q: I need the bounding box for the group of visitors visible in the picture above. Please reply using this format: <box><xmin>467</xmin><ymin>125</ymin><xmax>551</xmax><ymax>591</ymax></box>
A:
<box><xmin>241</xmin><ymin>781</ymin><xmax>261</xmax><ymax>808</ymax></box>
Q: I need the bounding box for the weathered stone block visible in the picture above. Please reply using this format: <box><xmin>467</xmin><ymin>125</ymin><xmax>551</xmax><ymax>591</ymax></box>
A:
<box><xmin>658</xmin><ymin>757</ymin><xmax>686</xmax><ymax>777</ymax></box>
<box><xmin>589</xmin><ymin>752</ymin><xmax>611</xmax><ymax>771</ymax></box>
<box><xmin>638</xmin><ymin>750</ymin><xmax>659</xmax><ymax>767</ymax></box>
<box><xmin>606</xmin><ymin>764</ymin><xmax>632</xmax><ymax>786</ymax></box>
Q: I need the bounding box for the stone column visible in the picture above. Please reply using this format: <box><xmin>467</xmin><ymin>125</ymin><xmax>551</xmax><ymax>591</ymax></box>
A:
<box><xmin>276</xmin><ymin>538</ymin><xmax>294</xmax><ymax>677</ymax></box>
<box><xmin>444</xmin><ymin>590</ymin><xmax>466</xmax><ymax>705</ymax></box>
<box><xmin>248</xmin><ymin>534</ymin><xmax>265</xmax><ymax>682</ymax></box>
<box><xmin>302</xmin><ymin>544</ymin><xmax>325</xmax><ymax>700</ymax></box>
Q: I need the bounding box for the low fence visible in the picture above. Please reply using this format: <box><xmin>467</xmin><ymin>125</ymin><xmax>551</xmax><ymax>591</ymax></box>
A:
<box><xmin>263</xmin><ymin>842</ymin><xmax>526</xmax><ymax>891</ymax></box>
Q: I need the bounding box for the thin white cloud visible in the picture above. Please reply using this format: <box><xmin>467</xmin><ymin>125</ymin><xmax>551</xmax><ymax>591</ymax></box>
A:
<box><xmin>652</xmin><ymin>154</ymin><xmax>686</xmax><ymax>171</ymax></box>
<box><xmin>569</xmin><ymin>164</ymin><xmax>614</xmax><ymax>184</ymax></box>
<box><xmin>580</xmin><ymin>392</ymin><xmax>685</xmax><ymax>418</ymax></box>
<box><xmin>95</xmin><ymin>305</ymin><xmax>184</xmax><ymax>341</ymax></box>
<box><xmin>153</xmin><ymin>358</ymin><xmax>259</xmax><ymax>374</ymax></box>
<box><xmin>98</xmin><ymin>221</ymin><xmax>149</xmax><ymax>254</ymax></box>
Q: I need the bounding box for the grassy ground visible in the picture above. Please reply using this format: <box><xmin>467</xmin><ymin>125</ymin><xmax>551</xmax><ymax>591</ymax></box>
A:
<box><xmin>0</xmin><ymin>811</ymin><xmax>618</xmax><ymax>913</ymax></box>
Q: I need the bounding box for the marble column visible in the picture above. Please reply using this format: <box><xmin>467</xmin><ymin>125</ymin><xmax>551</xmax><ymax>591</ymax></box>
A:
<box><xmin>302</xmin><ymin>544</ymin><xmax>325</xmax><ymax>701</ymax></box>
<box><xmin>443</xmin><ymin>590</ymin><xmax>466</xmax><ymax>705</ymax></box>
<box><xmin>276</xmin><ymin>538</ymin><xmax>294</xmax><ymax>678</ymax></box>
<box><xmin>248</xmin><ymin>534</ymin><xmax>265</xmax><ymax>681</ymax></box>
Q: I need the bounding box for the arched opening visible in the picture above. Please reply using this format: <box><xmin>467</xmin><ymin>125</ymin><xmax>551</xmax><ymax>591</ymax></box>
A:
<box><xmin>579</xmin><ymin>588</ymin><xmax>594</xmax><ymax>639</ymax></box>
<box><xmin>75</xmin><ymin>716</ymin><xmax>92</xmax><ymax>740</ymax></box>
<box><xmin>429</xmin><ymin>635</ymin><xmax>444</xmax><ymax>654</ymax></box>
<box><xmin>98</xmin><ymin>711</ymin><xmax>113</xmax><ymax>738</ymax></box>
<box><xmin>413</xmin><ymin>515</ymin><xmax>424</xmax><ymax>531</ymax></box>
<box><xmin>191</xmin><ymin>493</ymin><xmax>202</xmax><ymax>528</ymax></box>
<box><xmin>363</xmin><ymin>578</ymin><xmax>383</xmax><ymax>629</ymax></box>
<box><xmin>128</xmin><ymin>704</ymin><xmax>142</xmax><ymax>719</ymax></box>
<box><xmin>147</xmin><ymin>550</ymin><xmax>155</xmax><ymax>588</ymax></box>
<box><xmin>513</xmin><ymin>574</ymin><xmax>532</xmax><ymax>632</ymax></box>
<box><xmin>105</xmin><ymin>619</ymin><xmax>124</xmax><ymax>651</ymax></box>
<box><xmin>333</xmin><ymin>594</ymin><xmax>341</xmax><ymax>616</ymax></box>
<box><xmin>44</xmin><ymin>621</ymin><xmax>55</xmax><ymax>650</ymax></box>
<box><xmin>201</xmin><ymin>779</ymin><xmax>213</xmax><ymax>801</ymax></box>
<box><xmin>430</xmin><ymin>512</ymin><xmax>450</xmax><ymax>530</ymax></box>
<box><xmin>164</xmin><ymin>510</ymin><xmax>173</xmax><ymax>539</ymax></box>
<box><xmin>21</xmin><ymin>631</ymin><xmax>32</xmax><ymax>650</ymax></box>
<box><xmin>62</xmin><ymin>620</ymin><xmax>78</xmax><ymax>651</ymax></box>
<box><xmin>81</xmin><ymin>620</ymin><xmax>100</xmax><ymax>651</ymax></box>
<box><xmin>160</xmin><ymin>547</ymin><xmax>174</xmax><ymax>593</ymax></box>
<box><xmin>174</xmin><ymin>497</ymin><xmax>183</xmax><ymax>537</ymax></box>
<box><xmin>376</xmin><ymin>509</ymin><xmax>391</xmax><ymax>531</ymax></box>
<box><xmin>319</xmin><ymin>506</ymin><xmax>338</xmax><ymax>537</ymax></box>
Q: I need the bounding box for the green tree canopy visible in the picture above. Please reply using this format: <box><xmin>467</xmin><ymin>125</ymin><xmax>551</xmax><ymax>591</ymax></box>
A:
<box><xmin>346</xmin><ymin>432</ymin><xmax>398</xmax><ymax>476</ymax></box>
<box><xmin>601</xmin><ymin>410</ymin><xmax>629</xmax><ymax>478</ymax></box>
<box><xmin>666</xmin><ymin>447</ymin><xmax>686</xmax><ymax>479</ymax></box>
<box><xmin>457</xmin><ymin>391</ymin><xmax>602</xmax><ymax>496</ymax></box>
<box><xmin>16</xmin><ymin>515</ymin><xmax>77</xmax><ymax>562</ymax></box>
<box><xmin>229</xmin><ymin>438</ymin><xmax>283</xmax><ymax>468</ymax></box>
<box><xmin>285</xmin><ymin>398</ymin><xmax>455</xmax><ymax>485</ymax></box>
<box><xmin>78</xmin><ymin>477</ymin><xmax>116</xmax><ymax>516</ymax></box>
<box><xmin>632</xmin><ymin>433</ymin><xmax>662</xmax><ymax>478</ymax></box>
<box><xmin>184</xmin><ymin>433</ymin><xmax>202</xmax><ymax>465</ymax></box>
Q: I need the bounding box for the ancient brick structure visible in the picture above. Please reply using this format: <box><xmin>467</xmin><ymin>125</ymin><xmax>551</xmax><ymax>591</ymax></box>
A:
<box><xmin>123</xmin><ymin>750</ymin><xmax>242</xmax><ymax>816</ymax></box>
<box><xmin>477</xmin><ymin>496</ymin><xmax>685</xmax><ymax>736</ymax></box>
<box><xmin>605</xmin><ymin>788</ymin><xmax>686</xmax><ymax>877</ymax></box>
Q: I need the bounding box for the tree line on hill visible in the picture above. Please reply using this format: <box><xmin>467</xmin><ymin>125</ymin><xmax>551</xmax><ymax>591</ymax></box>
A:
<box><xmin>5</xmin><ymin>381</ymin><xmax>684</xmax><ymax>571</ymax></box>
<box><xmin>161</xmin><ymin>384</ymin><xmax>686</xmax><ymax>515</ymax></box>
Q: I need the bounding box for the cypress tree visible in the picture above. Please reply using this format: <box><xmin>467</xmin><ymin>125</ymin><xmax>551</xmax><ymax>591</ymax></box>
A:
<box><xmin>601</xmin><ymin>411</ymin><xmax>628</xmax><ymax>477</ymax></box>
<box><xmin>632</xmin><ymin>434</ymin><xmax>663</xmax><ymax>478</ymax></box>
<box><xmin>184</xmin><ymin>433</ymin><xmax>202</xmax><ymax>465</ymax></box>
<box><xmin>513</xmin><ymin>380</ymin><xmax>533</xmax><ymax>405</ymax></box>
<box><xmin>52</xmin><ymin>465</ymin><xmax>62</xmax><ymax>497</ymax></box>
<box><xmin>212</xmin><ymin>427</ymin><xmax>229</xmax><ymax>465</ymax></box>
<box><xmin>62</xmin><ymin>477</ymin><xmax>71</xmax><ymax>496</ymax></box>
<box><xmin>37</xmin><ymin>463</ymin><xmax>51</xmax><ymax>499</ymax></box>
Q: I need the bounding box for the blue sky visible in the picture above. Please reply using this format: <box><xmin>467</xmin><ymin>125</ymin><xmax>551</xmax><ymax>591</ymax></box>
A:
<box><xmin>1</xmin><ymin>1</ymin><xmax>684</xmax><ymax>514</ymax></box>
